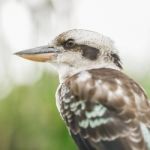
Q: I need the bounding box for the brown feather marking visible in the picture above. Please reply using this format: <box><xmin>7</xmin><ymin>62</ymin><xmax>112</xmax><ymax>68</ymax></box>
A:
<box><xmin>57</xmin><ymin>68</ymin><xmax>150</xmax><ymax>150</ymax></box>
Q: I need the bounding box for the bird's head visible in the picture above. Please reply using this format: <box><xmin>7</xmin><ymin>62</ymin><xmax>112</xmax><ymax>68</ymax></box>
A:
<box><xmin>15</xmin><ymin>29</ymin><xmax>122</xmax><ymax>81</ymax></box>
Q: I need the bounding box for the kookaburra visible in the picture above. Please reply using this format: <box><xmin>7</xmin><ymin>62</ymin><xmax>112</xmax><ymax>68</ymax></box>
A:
<box><xmin>15</xmin><ymin>29</ymin><xmax>150</xmax><ymax>150</ymax></box>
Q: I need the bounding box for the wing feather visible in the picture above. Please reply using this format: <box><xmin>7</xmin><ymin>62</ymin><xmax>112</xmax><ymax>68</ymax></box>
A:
<box><xmin>57</xmin><ymin>68</ymin><xmax>150</xmax><ymax>150</ymax></box>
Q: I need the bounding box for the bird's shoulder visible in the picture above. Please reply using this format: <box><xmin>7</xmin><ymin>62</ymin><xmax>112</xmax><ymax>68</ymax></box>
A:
<box><xmin>65</xmin><ymin>68</ymin><xmax>149</xmax><ymax>108</ymax></box>
<box><xmin>58</xmin><ymin>68</ymin><xmax>150</xmax><ymax>126</ymax></box>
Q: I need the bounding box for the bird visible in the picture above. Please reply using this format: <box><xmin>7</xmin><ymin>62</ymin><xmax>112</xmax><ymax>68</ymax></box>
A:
<box><xmin>15</xmin><ymin>29</ymin><xmax>150</xmax><ymax>150</ymax></box>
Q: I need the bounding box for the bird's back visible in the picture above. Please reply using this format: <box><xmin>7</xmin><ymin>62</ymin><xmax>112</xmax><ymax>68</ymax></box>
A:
<box><xmin>56</xmin><ymin>68</ymin><xmax>150</xmax><ymax>150</ymax></box>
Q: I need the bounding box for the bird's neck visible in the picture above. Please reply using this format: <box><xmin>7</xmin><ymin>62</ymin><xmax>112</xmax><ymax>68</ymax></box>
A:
<box><xmin>56</xmin><ymin>63</ymin><xmax>121</xmax><ymax>83</ymax></box>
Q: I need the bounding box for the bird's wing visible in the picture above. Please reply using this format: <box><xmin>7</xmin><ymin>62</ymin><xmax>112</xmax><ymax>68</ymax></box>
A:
<box><xmin>58</xmin><ymin>68</ymin><xmax>150</xmax><ymax>150</ymax></box>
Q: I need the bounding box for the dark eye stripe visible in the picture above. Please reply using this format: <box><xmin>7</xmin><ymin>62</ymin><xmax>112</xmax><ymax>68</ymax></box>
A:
<box><xmin>62</xmin><ymin>40</ymin><xmax>100</xmax><ymax>60</ymax></box>
<box><xmin>81</xmin><ymin>45</ymin><xmax>100</xmax><ymax>60</ymax></box>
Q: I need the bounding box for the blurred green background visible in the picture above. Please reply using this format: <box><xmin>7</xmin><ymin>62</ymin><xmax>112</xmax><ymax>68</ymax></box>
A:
<box><xmin>0</xmin><ymin>0</ymin><xmax>150</xmax><ymax>150</ymax></box>
<box><xmin>0</xmin><ymin>72</ymin><xmax>76</xmax><ymax>150</ymax></box>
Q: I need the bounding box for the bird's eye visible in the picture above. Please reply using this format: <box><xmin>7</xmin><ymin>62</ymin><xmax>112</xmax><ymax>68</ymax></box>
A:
<box><xmin>64</xmin><ymin>39</ymin><xmax>75</xmax><ymax>49</ymax></box>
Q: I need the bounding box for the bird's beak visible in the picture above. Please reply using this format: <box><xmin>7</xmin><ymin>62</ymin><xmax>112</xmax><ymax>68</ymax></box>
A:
<box><xmin>15</xmin><ymin>45</ymin><xmax>59</xmax><ymax>62</ymax></box>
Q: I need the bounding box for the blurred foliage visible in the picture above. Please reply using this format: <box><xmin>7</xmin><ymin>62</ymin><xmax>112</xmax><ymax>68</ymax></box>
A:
<box><xmin>0</xmin><ymin>72</ymin><xmax>150</xmax><ymax>150</ymax></box>
<box><xmin>0</xmin><ymin>72</ymin><xmax>76</xmax><ymax>150</ymax></box>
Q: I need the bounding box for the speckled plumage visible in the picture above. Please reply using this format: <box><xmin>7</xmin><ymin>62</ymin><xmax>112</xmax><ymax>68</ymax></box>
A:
<box><xmin>56</xmin><ymin>68</ymin><xmax>150</xmax><ymax>150</ymax></box>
